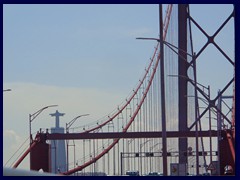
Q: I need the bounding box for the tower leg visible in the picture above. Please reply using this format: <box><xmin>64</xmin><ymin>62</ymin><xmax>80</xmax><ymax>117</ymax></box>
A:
<box><xmin>178</xmin><ymin>4</ymin><xmax>188</xmax><ymax>165</ymax></box>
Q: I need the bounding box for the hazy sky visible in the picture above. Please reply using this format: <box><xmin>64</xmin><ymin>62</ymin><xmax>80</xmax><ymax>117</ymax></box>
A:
<box><xmin>3</xmin><ymin>4</ymin><xmax>234</xmax><ymax>170</ymax></box>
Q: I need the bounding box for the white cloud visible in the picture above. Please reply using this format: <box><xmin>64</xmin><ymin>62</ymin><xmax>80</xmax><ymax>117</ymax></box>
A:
<box><xmin>4</xmin><ymin>81</ymin><xmax>126</xmax><ymax>115</ymax></box>
<box><xmin>3</xmin><ymin>129</ymin><xmax>21</xmax><ymax>147</ymax></box>
<box><xmin>3</xmin><ymin>129</ymin><xmax>25</xmax><ymax>167</ymax></box>
<box><xmin>3</xmin><ymin>82</ymin><xmax>128</xmax><ymax>169</ymax></box>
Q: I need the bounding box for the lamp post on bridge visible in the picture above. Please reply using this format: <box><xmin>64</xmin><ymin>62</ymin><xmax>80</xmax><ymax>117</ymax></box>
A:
<box><xmin>150</xmin><ymin>142</ymin><xmax>162</xmax><ymax>152</ymax></box>
<box><xmin>140</xmin><ymin>139</ymin><xmax>152</xmax><ymax>175</ymax></box>
<box><xmin>185</xmin><ymin>84</ymin><xmax>211</xmax><ymax>175</ymax></box>
<box><xmin>66</xmin><ymin>114</ymin><xmax>90</xmax><ymax>133</ymax></box>
<box><xmin>168</xmin><ymin>73</ymin><xmax>210</xmax><ymax>176</ymax></box>
<box><xmin>149</xmin><ymin>142</ymin><xmax>162</xmax><ymax>172</ymax></box>
<box><xmin>66</xmin><ymin>114</ymin><xmax>90</xmax><ymax>172</ymax></box>
<box><xmin>29</xmin><ymin>105</ymin><xmax>58</xmax><ymax>170</ymax></box>
<box><xmin>29</xmin><ymin>105</ymin><xmax>58</xmax><ymax>143</ymax></box>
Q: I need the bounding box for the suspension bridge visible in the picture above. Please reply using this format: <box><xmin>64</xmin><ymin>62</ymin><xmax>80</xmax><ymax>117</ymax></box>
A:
<box><xmin>5</xmin><ymin>4</ymin><xmax>235</xmax><ymax>176</ymax></box>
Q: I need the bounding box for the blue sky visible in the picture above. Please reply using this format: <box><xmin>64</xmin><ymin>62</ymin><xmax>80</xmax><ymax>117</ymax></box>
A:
<box><xmin>3</xmin><ymin>4</ymin><xmax>234</xmax><ymax>170</ymax></box>
<box><xmin>3</xmin><ymin>4</ymin><xmax>159</xmax><ymax>90</ymax></box>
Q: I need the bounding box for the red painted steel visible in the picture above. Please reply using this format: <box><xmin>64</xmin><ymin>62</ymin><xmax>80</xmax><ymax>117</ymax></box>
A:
<box><xmin>30</xmin><ymin>140</ymin><xmax>50</xmax><ymax>172</ymax></box>
<box><xmin>46</xmin><ymin>130</ymin><xmax>218</xmax><ymax>140</ymax></box>
<box><xmin>219</xmin><ymin>130</ymin><xmax>235</xmax><ymax>175</ymax></box>
<box><xmin>226</xmin><ymin>132</ymin><xmax>235</xmax><ymax>163</ymax></box>
<box><xmin>13</xmin><ymin>141</ymin><xmax>38</xmax><ymax>168</ymax></box>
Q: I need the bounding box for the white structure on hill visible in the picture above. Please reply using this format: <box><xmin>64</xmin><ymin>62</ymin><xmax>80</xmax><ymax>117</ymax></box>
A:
<box><xmin>50</xmin><ymin>110</ymin><xmax>66</xmax><ymax>174</ymax></box>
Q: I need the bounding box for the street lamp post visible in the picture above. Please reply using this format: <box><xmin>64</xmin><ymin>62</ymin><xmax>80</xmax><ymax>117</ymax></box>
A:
<box><xmin>29</xmin><ymin>104</ymin><xmax>58</xmax><ymax>169</ymax></box>
<box><xmin>150</xmin><ymin>142</ymin><xmax>162</xmax><ymax>152</ymax></box>
<box><xmin>29</xmin><ymin>105</ymin><xmax>58</xmax><ymax>143</ymax></box>
<box><xmin>66</xmin><ymin>114</ymin><xmax>90</xmax><ymax>133</ymax></box>
<box><xmin>169</xmin><ymin>73</ymin><xmax>209</xmax><ymax>176</ymax></box>
<box><xmin>150</xmin><ymin>142</ymin><xmax>164</xmax><ymax>172</ymax></box>
<box><xmin>140</xmin><ymin>139</ymin><xmax>152</xmax><ymax>175</ymax></box>
<box><xmin>65</xmin><ymin>114</ymin><xmax>90</xmax><ymax>172</ymax></box>
<box><xmin>185</xmin><ymin>89</ymin><xmax>209</xmax><ymax>172</ymax></box>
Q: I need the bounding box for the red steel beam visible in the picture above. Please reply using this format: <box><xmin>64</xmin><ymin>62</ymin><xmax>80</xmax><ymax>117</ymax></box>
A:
<box><xmin>12</xmin><ymin>141</ymin><xmax>38</xmax><ymax>168</ymax></box>
<box><xmin>46</xmin><ymin>130</ymin><xmax>218</xmax><ymax>140</ymax></box>
<box><xmin>226</xmin><ymin>131</ymin><xmax>235</xmax><ymax>163</ymax></box>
